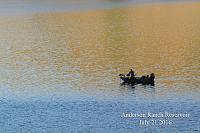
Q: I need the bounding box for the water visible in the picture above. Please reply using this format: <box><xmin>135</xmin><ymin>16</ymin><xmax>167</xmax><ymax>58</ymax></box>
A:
<box><xmin>1</xmin><ymin>0</ymin><xmax>200</xmax><ymax>15</ymax></box>
<box><xmin>0</xmin><ymin>99</ymin><xmax>199</xmax><ymax>132</ymax></box>
<box><xmin>0</xmin><ymin>1</ymin><xmax>200</xmax><ymax>132</ymax></box>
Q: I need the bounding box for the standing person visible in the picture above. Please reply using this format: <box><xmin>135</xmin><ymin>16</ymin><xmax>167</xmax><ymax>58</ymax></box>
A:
<box><xmin>127</xmin><ymin>69</ymin><xmax>135</xmax><ymax>79</ymax></box>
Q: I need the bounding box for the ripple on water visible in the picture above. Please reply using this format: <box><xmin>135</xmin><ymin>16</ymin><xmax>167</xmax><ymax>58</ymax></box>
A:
<box><xmin>0</xmin><ymin>1</ymin><xmax>200</xmax><ymax>132</ymax></box>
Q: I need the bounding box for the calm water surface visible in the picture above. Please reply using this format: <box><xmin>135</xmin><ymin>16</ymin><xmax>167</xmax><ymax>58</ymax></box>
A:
<box><xmin>0</xmin><ymin>1</ymin><xmax>200</xmax><ymax>132</ymax></box>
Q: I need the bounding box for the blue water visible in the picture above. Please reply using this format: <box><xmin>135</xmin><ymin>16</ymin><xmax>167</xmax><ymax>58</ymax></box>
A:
<box><xmin>0</xmin><ymin>82</ymin><xmax>199</xmax><ymax>132</ymax></box>
<box><xmin>0</xmin><ymin>96</ymin><xmax>199</xmax><ymax>132</ymax></box>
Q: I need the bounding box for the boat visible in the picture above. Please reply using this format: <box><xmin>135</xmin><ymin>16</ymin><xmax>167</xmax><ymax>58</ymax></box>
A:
<box><xmin>119</xmin><ymin>73</ymin><xmax>155</xmax><ymax>86</ymax></box>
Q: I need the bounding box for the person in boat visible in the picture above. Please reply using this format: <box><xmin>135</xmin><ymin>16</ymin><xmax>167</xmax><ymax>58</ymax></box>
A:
<box><xmin>150</xmin><ymin>73</ymin><xmax>155</xmax><ymax>79</ymax></box>
<box><xmin>127</xmin><ymin>69</ymin><xmax>135</xmax><ymax>79</ymax></box>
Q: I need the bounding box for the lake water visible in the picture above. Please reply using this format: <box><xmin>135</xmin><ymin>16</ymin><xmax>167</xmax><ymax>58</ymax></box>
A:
<box><xmin>0</xmin><ymin>1</ymin><xmax>200</xmax><ymax>132</ymax></box>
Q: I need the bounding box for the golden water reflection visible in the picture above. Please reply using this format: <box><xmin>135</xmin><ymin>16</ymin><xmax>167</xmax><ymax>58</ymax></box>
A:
<box><xmin>0</xmin><ymin>2</ymin><xmax>200</xmax><ymax>98</ymax></box>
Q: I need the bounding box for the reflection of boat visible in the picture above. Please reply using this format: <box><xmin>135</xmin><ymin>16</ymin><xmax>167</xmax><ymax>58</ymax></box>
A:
<box><xmin>119</xmin><ymin>73</ymin><xmax>155</xmax><ymax>86</ymax></box>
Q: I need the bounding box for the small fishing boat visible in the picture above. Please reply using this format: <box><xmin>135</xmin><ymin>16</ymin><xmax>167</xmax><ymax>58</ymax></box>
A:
<box><xmin>119</xmin><ymin>73</ymin><xmax>155</xmax><ymax>86</ymax></box>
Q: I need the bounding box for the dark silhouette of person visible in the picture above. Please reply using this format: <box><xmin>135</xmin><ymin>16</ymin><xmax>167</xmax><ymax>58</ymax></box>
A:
<box><xmin>127</xmin><ymin>69</ymin><xmax>135</xmax><ymax>79</ymax></box>
<box><xmin>150</xmin><ymin>73</ymin><xmax>155</xmax><ymax>79</ymax></box>
<box><xmin>150</xmin><ymin>73</ymin><xmax>155</xmax><ymax>85</ymax></box>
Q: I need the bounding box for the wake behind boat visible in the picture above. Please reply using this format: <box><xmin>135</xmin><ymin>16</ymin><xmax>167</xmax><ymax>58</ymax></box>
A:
<box><xmin>119</xmin><ymin>69</ymin><xmax>155</xmax><ymax>86</ymax></box>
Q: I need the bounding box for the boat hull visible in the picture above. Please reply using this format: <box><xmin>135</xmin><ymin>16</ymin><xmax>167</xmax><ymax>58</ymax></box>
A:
<box><xmin>120</xmin><ymin>76</ymin><xmax>154</xmax><ymax>86</ymax></box>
